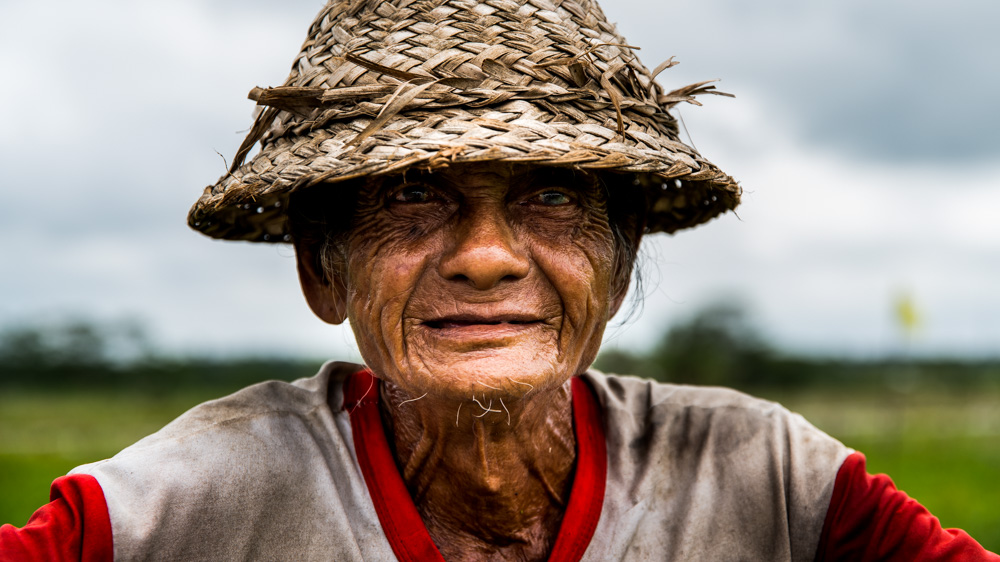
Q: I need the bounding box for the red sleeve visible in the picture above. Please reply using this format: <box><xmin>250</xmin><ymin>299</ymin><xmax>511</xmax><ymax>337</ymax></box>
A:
<box><xmin>0</xmin><ymin>474</ymin><xmax>113</xmax><ymax>562</ymax></box>
<box><xmin>817</xmin><ymin>451</ymin><xmax>999</xmax><ymax>561</ymax></box>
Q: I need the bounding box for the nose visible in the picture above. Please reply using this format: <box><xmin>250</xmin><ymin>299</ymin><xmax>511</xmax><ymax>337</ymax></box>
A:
<box><xmin>438</xmin><ymin>202</ymin><xmax>530</xmax><ymax>289</ymax></box>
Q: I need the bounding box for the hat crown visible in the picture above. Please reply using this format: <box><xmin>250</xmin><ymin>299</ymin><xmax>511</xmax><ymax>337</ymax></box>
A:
<box><xmin>289</xmin><ymin>0</ymin><xmax>653</xmax><ymax>93</ymax></box>
<box><xmin>254</xmin><ymin>0</ymin><xmax>676</xmax><ymax>151</ymax></box>
<box><xmin>188</xmin><ymin>0</ymin><xmax>740</xmax><ymax>242</ymax></box>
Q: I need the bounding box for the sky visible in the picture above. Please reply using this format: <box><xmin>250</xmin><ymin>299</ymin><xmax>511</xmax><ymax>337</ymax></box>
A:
<box><xmin>1</xmin><ymin>0</ymin><xmax>998</xmax><ymax>360</ymax></box>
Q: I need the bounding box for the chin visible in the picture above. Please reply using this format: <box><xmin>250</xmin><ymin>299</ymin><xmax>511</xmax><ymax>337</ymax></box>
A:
<box><xmin>399</xmin><ymin>348</ymin><xmax>577</xmax><ymax>401</ymax></box>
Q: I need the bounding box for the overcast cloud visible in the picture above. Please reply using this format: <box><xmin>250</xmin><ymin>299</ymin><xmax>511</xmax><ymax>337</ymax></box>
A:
<box><xmin>1</xmin><ymin>0</ymin><xmax>997</xmax><ymax>359</ymax></box>
<box><xmin>605</xmin><ymin>0</ymin><xmax>1000</xmax><ymax>162</ymax></box>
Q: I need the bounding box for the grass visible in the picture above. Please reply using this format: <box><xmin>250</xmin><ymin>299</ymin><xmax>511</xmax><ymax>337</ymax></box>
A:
<box><xmin>1</xmin><ymin>386</ymin><xmax>997</xmax><ymax>553</ymax></box>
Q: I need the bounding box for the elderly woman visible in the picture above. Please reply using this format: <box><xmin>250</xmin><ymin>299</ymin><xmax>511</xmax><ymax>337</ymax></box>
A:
<box><xmin>3</xmin><ymin>0</ymin><xmax>997</xmax><ymax>560</ymax></box>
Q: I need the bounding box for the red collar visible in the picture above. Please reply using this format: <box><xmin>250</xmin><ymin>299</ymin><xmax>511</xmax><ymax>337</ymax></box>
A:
<box><xmin>344</xmin><ymin>370</ymin><xmax>607</xmax><ymax>562</ymax></box>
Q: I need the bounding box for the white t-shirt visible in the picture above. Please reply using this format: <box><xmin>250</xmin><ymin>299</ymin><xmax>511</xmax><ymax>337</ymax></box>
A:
<box><xmin>71</xmin><ymin>361</ymin><xmax>849</xmax><ymax>561</ymax></box>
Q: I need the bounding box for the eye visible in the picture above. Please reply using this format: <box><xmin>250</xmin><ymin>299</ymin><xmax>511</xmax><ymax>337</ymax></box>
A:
<box><xmin>392</xmin><ymin>184</ymin><xmax>435</xmax><ymax>204</ymax></box>
<box><xmin>532</xmin><ymin>190</ymin><xmax>573</xmax><ymax>206</ymax></box>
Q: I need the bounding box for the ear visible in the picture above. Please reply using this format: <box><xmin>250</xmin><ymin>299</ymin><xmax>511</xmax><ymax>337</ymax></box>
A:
<box><xmin>294</xmin><ymin>238</ymin><xmax>348</xmax><ymax>325</ymax></box>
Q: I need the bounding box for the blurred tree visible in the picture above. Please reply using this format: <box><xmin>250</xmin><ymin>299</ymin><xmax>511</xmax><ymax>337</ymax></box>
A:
<box><xmin>591</xmin><ymin>348</ymin><xmax>647</xmax><ymax>378</ymax></box>
<box><xmin>0</xmin><ymin>319</ymin><xmax>142</xmax><ymax>386</ymax></box>
<box><xmin>648</xmin><ymin>301</ymin><xmax>771</xmax><ymax>387</ymax></box>
<box><xmin>596</xmin><ymin>300</ymin><xmax>1000</xmax><ymax>392</ymax></box>
<box><xmin>52</xmin><ymin>321</ymin><xmax>109</xmax><ymax>367</ymax></box>
<box><xmin>596</xmin><ymin>300</ymin><xmax>774</xmax><ymax>387</ymax></box>
<box><xmin>0</xmin><ymin>318</ymin><xmax>322</xmax><ymax>390</ymax></box>
<box><xmin>0</xmin><ymin>326</ymin><xmax>48</xmax><ymax>369</ymax></box>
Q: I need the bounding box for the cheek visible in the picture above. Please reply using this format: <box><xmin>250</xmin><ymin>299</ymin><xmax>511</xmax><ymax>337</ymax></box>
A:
<box><xmin>344</xmin><ymin>234</ymin><xmax>434</xmax><ymax>376</ymax></box>
<box><xmin>531</xmin><ymin>228</ymin><xmax>616</xmax><ymax>354</ymax></box>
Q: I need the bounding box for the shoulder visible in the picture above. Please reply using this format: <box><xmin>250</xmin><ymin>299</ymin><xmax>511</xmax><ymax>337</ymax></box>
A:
<box><xmin>137</xmin><ymin>360</ymin><xmax>358</xmax><ymax>440</ymax></box>
<box><xmin>70</xmin><ymin>361</ymin><xmax>370</xmax><ymax>560</ymax></box>
<box><xmin>583</xmin><ymin>369</ymin><xmax>851</xmax><ymax>561</ymax></box>
<box><xmin>585</xmin><ymin>368</ymin><xmax>784</xmax><ymax>411</ymax></box>
<box><xmin>583</xmin><ymin>369</ymin><xmax>828</xmax><ymax>443</ymax></box>
<box><xmin>76</xmin><ymin>360</ymin><xmax>360</xmax><ymax>464</ymax></box>
<box><xmin>584</xmin><ymin>368</ymin><xmax>849</xmax><ymax>470</ymax></box>
<box><xmin>72</xmin><ymin>359</ymin><xmax>364</xmax><ymax>481</ymax></box>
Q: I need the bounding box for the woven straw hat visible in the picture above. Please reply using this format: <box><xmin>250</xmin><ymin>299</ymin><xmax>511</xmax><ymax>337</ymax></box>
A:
<box><xmin>188</xmin><ymin>0</ymin><xmax>741</xmax><ymax>242</ymax></box>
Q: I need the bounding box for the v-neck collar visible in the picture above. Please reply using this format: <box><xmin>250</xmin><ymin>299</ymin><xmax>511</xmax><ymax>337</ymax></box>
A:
<box><xmin>343</xmin><ymin>369</ymin><xmax>607</xmax><ymax>562</ymax></box>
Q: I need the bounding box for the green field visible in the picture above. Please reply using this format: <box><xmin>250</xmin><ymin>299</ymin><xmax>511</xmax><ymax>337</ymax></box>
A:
<box><xmin>2</xmin><ymin>386</ymin><xmax>998</xmax><ymax>553</ymax></box>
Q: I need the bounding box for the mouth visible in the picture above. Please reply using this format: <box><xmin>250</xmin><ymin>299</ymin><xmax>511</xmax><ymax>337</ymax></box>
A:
<box><xmin>421</xmin><ymin>315</ymin><xmax>540</xmax><ymax>330</ymax></box>
<box><xmin>412</xmin><ymin>313</ymin><xmax>552</xmax><ymax>350</ymax></box>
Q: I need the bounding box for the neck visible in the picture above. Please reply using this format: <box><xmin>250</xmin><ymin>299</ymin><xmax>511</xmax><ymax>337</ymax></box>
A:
<box><xmin>380</xmin><ymin>379</ymin><xmax>576</xmax><ymax>561</ymax></box>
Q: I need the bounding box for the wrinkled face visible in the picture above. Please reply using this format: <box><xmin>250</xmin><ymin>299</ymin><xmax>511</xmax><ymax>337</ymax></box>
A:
<box><xmin>333</xmin><ymin>164</ymin><xmax>627</xmax><ymax>400</ymax></box>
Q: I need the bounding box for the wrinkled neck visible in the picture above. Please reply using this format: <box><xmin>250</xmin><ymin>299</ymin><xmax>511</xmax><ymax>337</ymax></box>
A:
<box><xmin>379</xmin><ymin>379</ymin><xmax>576</xmax><ymax>560</ymax></box>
